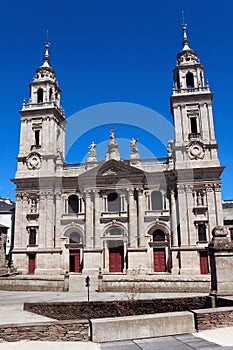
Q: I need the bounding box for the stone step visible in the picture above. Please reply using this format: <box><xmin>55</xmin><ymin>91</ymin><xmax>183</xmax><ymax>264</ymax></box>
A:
<box><xmin>69</xmin><ymin>274</ymin><xmax>98</xmax><ymax>292</ymax></box>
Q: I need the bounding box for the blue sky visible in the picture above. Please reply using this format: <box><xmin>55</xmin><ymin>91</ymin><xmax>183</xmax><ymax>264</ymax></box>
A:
<box><xmin>0</xmin><ymin>0</ymin><xmax>233</xmax><ymax>199</ymax></box>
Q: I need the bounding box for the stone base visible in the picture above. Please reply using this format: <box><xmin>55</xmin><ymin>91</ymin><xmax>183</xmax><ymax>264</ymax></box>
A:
<box><xmin>91</xmin><ymin>311</ymin><xmax>195</xmax><ymax>342</ymax></box>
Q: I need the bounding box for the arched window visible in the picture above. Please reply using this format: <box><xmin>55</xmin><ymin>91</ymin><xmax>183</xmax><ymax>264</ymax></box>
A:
<box><xmin>37</xmin><ymin>88</ymin><xmax>44</xmax><ymax>103</ymax></box>
<box><xmin>151</xmin><ymin>191</ymin><xmax>163</xmax><ymax>210</ymax></box>
<box><xmin>176</xmin><ymin>73</ymin><xmax>181</xmax><ymax>89</ymax></box>
<box><xmin>69</xmin><ymin>232</ymin><xmax>81</xmax><ymax>244</ymax></box>
<box><xmin>186</xmin><ymin>72</ymin><xmax>194</xmax><ymax>88</ymax></box>
<box><xmin>109</xmin><ymin>227</ymin><xmax>123</xmax><ymax>236</ymax></box>
<box><xmin>108</xmin><ymin>192</ymin><xmax>121</xmax><ymax>212</ymax></box>
<box><xmin>153</xmin><ymin>229</ymin><xmax>165</xmax><ymax>242</ymax></box>
<box><xmin>68</xmin><ymin>195</ymin><xmax>79</xmax><ymax>214</ymax></box>
<box><xmin>49</xmin><ymin>88</ymin><xmax>53</xmax><ymax>101</ymax></box>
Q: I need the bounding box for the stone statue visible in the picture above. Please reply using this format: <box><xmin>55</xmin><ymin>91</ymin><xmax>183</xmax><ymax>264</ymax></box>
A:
<box><xmin>88</xmin><ymin>141</ymin><xmax>96</xmax><ymax>157</ymax></box>
<box><xmin>31</xmin><ymin>199</ymin><xmax>37</xmax><ymax>213</ymax></box>
<box><xmin>110</xmin><ymin>129</ymin><xmax>115</xmax><ymax>140</ymax></box>
<box><xmin>130</xmin><ymin>138</ymin><xmax>138</xmax><ymax>153</ymax></box>
<box><xmin>167</xmin><ymin>139</ymin><xmax>174</xmax><ymax>157</ymax></box>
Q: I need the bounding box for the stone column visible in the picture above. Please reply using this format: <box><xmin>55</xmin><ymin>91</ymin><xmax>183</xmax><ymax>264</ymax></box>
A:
<box><xmin>93</xmin><ymin>190</ymin><xmax>101</xmax><ymax>248</ymax></box>
<box><xmin>45</xmin><ymin>192</ymin><xmax>54</xmax><ymax>248</ymax></box>
<box><xmin>14</xmin><ymin>193</ymin><xmax>23</xmax><ymax>248</ymax></box>
<box><xmin>38</xmin><ymin>192</ymin><xmax>46</xmax><ymax>249</ymax></box>
<box><xmin>22</xmin><ymin>193</ymin><xmax>29</xmax><ymax>248</ymax></box>
<box><xmin>177</xmin><ymin>185</ymin><xmax>188</xmax><ymax>246</ymax></box>
<box><xmin>54</xmin><ymin>191</ymin><xmax>62</xmax><ymax>248</ymax></box>
<box><xmin>206</xmin><ymin>183</ymin><xmax>217</xmax><ymax>236</ymax></box>
<box><xmin>137</xmin><ymin>189</ymin><xmax>145</xmax><ymax>247</ymax></box>
<box><xmin>85</xmin><ymin>191</ymin><xmax>93</xmax><ymax>248</ymax></box>
<box><xmin>128</xmin><ymin>189</ymin><xmax>137</xmax><ymax>248</ymax></box>
<box><xmin>186</xmin><ymin>185</ymin><xmax>195</xmax><ymax>245</ymax></box>
<box><xmin>214</xmin><ymin>183</ymin><xmax>223</xmax><ymax>226</ymax></box>
<box><xmin>170</xmin><ymin>189</ymin><xmax>178</xmax><ymax>247</ymax></box>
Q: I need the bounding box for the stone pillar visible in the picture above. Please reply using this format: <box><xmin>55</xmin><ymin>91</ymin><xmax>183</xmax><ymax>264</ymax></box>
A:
<box><xmin>170</xmin><ymin>189</ymin><xmax>178</xmax><ymax>247</ymax></box>
<box><xmin>214</xmin><ymin>183</ymin><xmax>224</xmax><ymax>227</ymax></box>
<box><xmin>186</xmin><ymin>185</ymin><xmax>196</xmax><ymax>245</ymax></box>
<box><xmin>209</xmin><ymin>226</ymin><xmax>233</xmax><ymax>296</ymax></box>
<box><xmin>94</xmin><ymin>190</ymin><xmax>101</xmax><ymax>248</ymax></box>
<box><xmin>14</xmin><ymin>193</ymin><xmax>23</xmax><ymax>248</ymax></box>
<box><xmin>206</xmin><ymin>183</ymin><xmax>217</xmax><ymax>233</ymax></box>
<box><xmin>137</xmin><ymin>189</ymin><xmax>145</xmax><ymax>247</ymax></box>
<box><xmin>55</xmin><ymin>191</ymin><xmax>62</xmax><ymax>248</ymax></box>
<box><xmin>38</xmin><ymin>192</ymin><xmax>46</xmax><ymax>249</ymax></box>
<box><xmin>46</xmin><ymin>192</ymin><xmax>54</xmax><ymax>248</ymax></box>
<box><xmin>85</xmin><ymin>191</ymin><xmax>93</xmax><ymax>248</ymax></box>
<box><xmin>128</xmin><ymin>189</ymin><xmax>137</xmax><ymax>248</ymax></box>
<box><xmin>22</xmin><ymin>193</ymin><xmax>29</xmax><ymax>248</ymax></box>
<box><xmin>177</xmin><ymin>185</ymin><xmax>188</xmax><ymax>246</ymax></box>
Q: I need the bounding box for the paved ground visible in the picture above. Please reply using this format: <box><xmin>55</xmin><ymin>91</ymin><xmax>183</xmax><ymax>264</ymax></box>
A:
<box><xmin>0</xmin><ymin>290</ymin><xmax>233</xmax><ymax>349</ymax></box>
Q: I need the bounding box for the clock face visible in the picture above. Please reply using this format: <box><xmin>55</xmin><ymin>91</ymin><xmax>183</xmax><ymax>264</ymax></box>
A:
<box><xmin>187</xmin><ymin>142</ymin><xmax>205</xmax><ymax>160</ymax></box>
<box><xmin>26</xmin><ymin>153</ymin><xmax>41</xmax><ymax>170</ymax></box>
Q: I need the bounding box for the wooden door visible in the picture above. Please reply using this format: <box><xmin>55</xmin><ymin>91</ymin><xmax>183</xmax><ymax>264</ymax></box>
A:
<box><xmin>200</xmin><ymin>251</ymin><xmax>209</xmax><ymax>274</ymax></box>
<box><xmin>153</xmin><ymin>248</ymin><xmax>166</xmax><ymax>272</ymax></box>
<box><xmin>109</xmin><ymin>246</ymin><xmax>124</xmax><ymax>272</ymax></box>
<box><xmin>28</xmin><ymin>254</ymin><xmax>36</xmax><ymax>274</ymax></box>
<box><xmin>69</xmin><ymin>250</ymin><xmax>80</xmax><ymax>272</ymax></box>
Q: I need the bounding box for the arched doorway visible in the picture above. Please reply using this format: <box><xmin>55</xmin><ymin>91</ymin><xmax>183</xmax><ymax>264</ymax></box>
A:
<box><xmin>152</xmin><ymin>229</ymin><xmax>166</xmax><ymax>272</ymax></box>
<box><xmin>65</xmin><ymin>231</ymin><xmax>83</xmax><ymax>273</ymax></box>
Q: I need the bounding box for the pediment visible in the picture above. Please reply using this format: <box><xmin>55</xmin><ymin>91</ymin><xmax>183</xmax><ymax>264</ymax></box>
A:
<box><xmin>78</xmin><ymin>159</ymin><xmax>146</xmax><ymax>187</ymax></box>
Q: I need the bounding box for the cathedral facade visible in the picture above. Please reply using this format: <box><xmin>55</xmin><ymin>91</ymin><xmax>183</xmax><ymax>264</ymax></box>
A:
<box><xmin>12</xmin><ymin>25</ymin><xmax>224</xmax><ymax>282</ymax></box>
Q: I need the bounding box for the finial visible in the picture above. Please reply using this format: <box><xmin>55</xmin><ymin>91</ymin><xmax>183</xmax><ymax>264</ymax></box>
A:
<box><xmin>41</xmin><ymin>31</ymin><xmax>50</xmax><ymax>67</ymax></box>
<box><xmin>181</xmin><ymin>11</ymin><xmax>190</xmax><ymax>50</ymax></box>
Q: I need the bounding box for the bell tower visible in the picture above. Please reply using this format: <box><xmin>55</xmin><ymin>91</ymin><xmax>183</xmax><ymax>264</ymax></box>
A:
<box><xmin>16</xmin><ymin>43</ymin><xmax>65</xmax><ymax>178</ymax></box>
<box><xmin>12</xmin><ymin>43</ymin><xmax>66</xmax><ymax>275</ymax></box>
<box><xmin>170</xmin><ymin>24</ymin><xmax>224</xmax><ymax>275</ymax></box>
<box><xmin>170</xmin><ymin>24</ymin><xmax>219</xmax><ymax>169</ymax></box>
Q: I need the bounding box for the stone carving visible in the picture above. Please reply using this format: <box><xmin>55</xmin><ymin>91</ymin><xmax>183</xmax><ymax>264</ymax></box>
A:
<box><xmin>167</xmin><ymin>139</ymin><xmax>174</xmax><ymax>158</ymax></box>
<box><xmin>31</xmin><ymin>199</ymin><xmax>37</xmax><ymax>213</ymax></box>
<box><xmin>102</xmin><ymin>168</ymin><xmax>118</xmax><ymax>176</ymax></box>
<box><xmin>26</xmin><ymin>152</ymin><xmax>41</xmax><ymax>170</ymax></box>
<box><xmin>105</xmin><ymin>129</ymin><xmax>120</xmax><ymax>161</ymax></box>
<box><xmin>129</xmin><ymin>138</ymin><xmax>140</xmax><ymax>160</ymax></box>
<box><xmin>87</xmin><ymin>141</ymin><xmax>97</xmax><ymax>163</ymax></box>
<box><xmin>187</xmin><ymin>141</ymin><xmax>205</xmax><ymax>160</ymax></box>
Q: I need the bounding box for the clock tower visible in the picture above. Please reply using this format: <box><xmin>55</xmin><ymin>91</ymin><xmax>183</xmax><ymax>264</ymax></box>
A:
<box><xmin>170</xmin><ymin>25</ymin><xmax>224</xmax><ymax>274</ymax></box>
<box><xmin>13</xmin><ymin>44</ymin><xmax>66</xmax><ymax>275</ymax></box>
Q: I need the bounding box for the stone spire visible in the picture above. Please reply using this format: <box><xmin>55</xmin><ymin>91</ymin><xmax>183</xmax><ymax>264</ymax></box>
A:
<box><xmin>182</xmin><ymin>24</ymin><xmax>191</xmax><ymax>51</ymax></box>
<box><xmin>41</xmin><ymin>43</ymin><xmax>51</xmax><ymax>68</ymax></box>
<box><xmin>26</xmin><ymin>42</ymin><xmax>62</xmax><ymax>107</ymax></box>
<box><xmin>176</xmin><ymin>23</ymin><xmax>198</xmax><ymax>66</ymax></box>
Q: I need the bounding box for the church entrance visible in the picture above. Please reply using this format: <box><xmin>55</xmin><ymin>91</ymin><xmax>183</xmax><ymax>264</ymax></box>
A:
<box><xmin>109</xmin><ymin>246</ymin><xmax>124</xmax><ymax>272</ymax></box>
<box><xmin>153</xmin><ymin>248</ymin><xmax>166</xmax><ymax>272</ymax></box>
<box><xmin>69</xmin><ymin>250</ymin><xmax>80</xmax><ymax>272</ymax></box>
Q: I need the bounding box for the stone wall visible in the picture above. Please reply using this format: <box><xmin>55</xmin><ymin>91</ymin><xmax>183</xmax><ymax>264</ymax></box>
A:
<box><xmin>24</xmin><ymin>296</ymin><xmax>209</xmax><ymax>320</ymax></box>
<box><xmin>0</xmin><ymin>274</ymin><xmax>69</xmax><ymax>292</ymax></box>
<box><xmin>98</xmin><ymin>275</ymin><xmax>211</xmax><ymax>293</ymax></box>
<box><xmin>0</xmin><ymin>320</ymin><xmax>89</xmax><ymax>342</ymax></box>
<box><xmin>192</xmin><ymin>306</ymin><xmax>233</xmax><ymax>330</ymax></box>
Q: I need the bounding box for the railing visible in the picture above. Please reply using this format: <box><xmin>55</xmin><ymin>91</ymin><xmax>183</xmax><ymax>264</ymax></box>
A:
<box><xmin>188</xmin><ymin>133</ymin><xmax>201</xmax><ymax>140</ymax></box>
<box><xmin>172</xmin><ymin>86</ymin><xmax>210</xmax><ymax>94</ymax></box>
<box><xmin>64</xmin><ymin>157</ymin><xmax>169</xmax><ymax>169</ymax></box>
